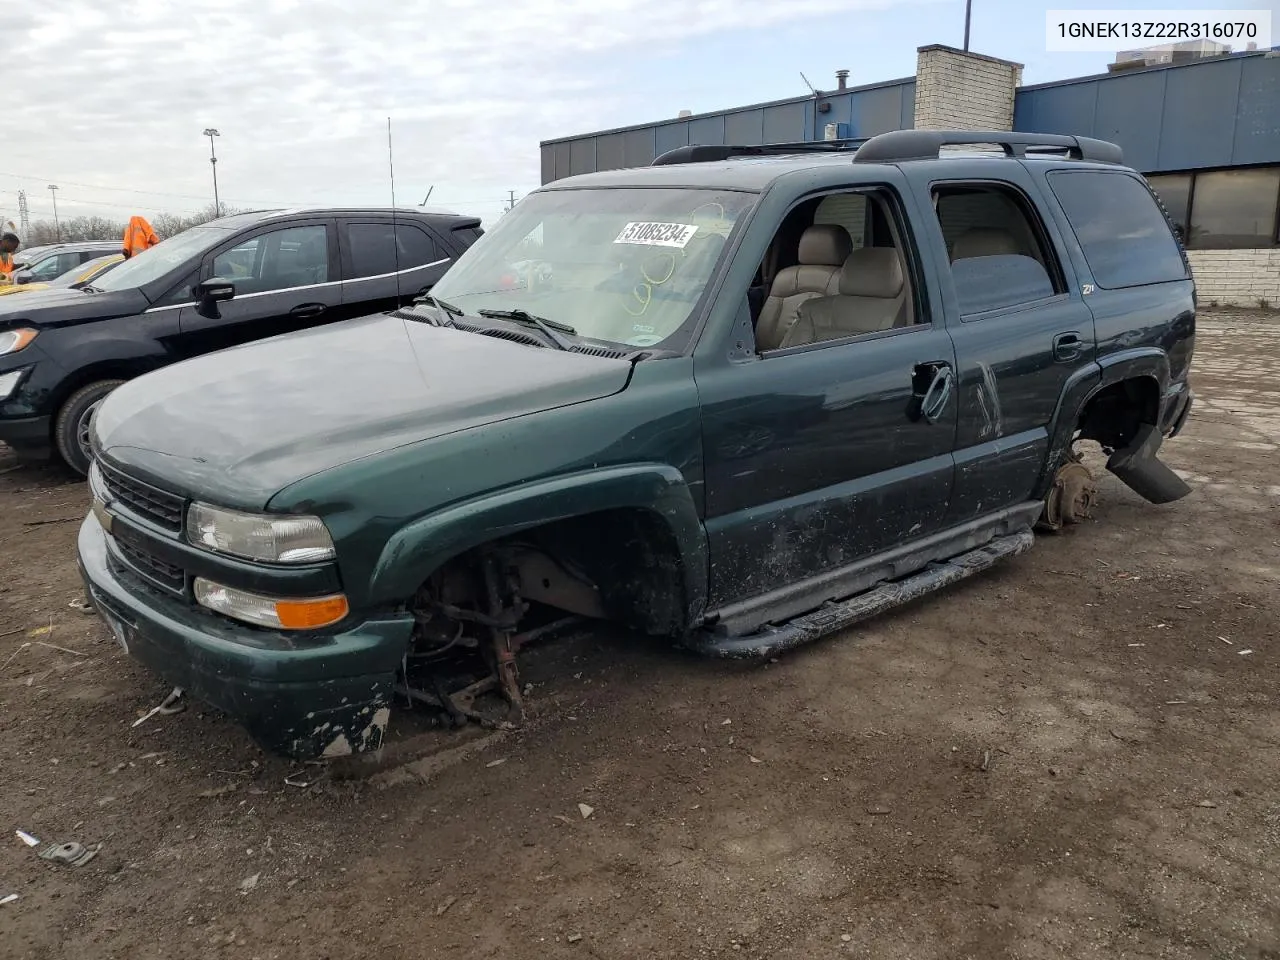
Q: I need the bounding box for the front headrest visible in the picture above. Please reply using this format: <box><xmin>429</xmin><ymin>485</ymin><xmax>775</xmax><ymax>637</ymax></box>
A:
<box><xmin>797</xmin><ymin>224</ymin><xmax>852</xmax><ymax>266</ymax></box>
<box><xmin>838</xmin><ymin>247</ymin><xmax>904</xmax><ymax>299</ymax></box>
<box><xmin>952</xmin><ymin>228</ymin><xmax>1020</xmax><ymax>260</ymax></box>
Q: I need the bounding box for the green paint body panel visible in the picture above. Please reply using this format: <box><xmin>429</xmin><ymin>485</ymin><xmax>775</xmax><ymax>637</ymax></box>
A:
<box><xmin>76</xmin><ymin>149</ymin><xmax>1197</xmax><ymax>760</ymax></box>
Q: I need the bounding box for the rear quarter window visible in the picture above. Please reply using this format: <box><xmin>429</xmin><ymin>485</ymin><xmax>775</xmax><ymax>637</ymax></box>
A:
<box><xmin>1048</xmin><ymin>170</ymin><xmax>1188</xmax><ymax>290</ymax></box>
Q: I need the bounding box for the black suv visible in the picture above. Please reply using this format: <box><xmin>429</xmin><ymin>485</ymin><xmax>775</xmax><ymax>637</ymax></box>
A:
<box><xmin>0</xmin><ymin>207</ymin><xmax>482</xmax><ymax>474</ymax></box>
<box><xmin>78</xmin><ymin>131</ymin><xmax>1195</xmax><ymax>759</ymax></box>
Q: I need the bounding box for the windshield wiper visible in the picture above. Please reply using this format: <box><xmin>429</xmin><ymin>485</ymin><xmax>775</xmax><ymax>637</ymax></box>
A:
<box><xmin>416</xmin><ymin>294</ymin><xmax>463</xmax><ymax>327</ymax></box>
<box><xmin>478</xmin><ymin>308</ymin><xmax>576</xmax><ymax>351</ymax></box>
<box><xmin>79</xmin><ymin>284</ymin><xmax>102</xmax><ymax>294</ymax></box>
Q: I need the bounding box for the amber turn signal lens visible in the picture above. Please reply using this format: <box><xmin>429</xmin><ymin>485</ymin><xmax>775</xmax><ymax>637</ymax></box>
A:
<box><xmin>194</xmin><ymin>578</ymin><xmax>349</xmax><ymax>631</ymax></box>
<box><xmin>275</xmin><ymin>595</ymin><xmax>350</xmax><ymax>630</ymax></box>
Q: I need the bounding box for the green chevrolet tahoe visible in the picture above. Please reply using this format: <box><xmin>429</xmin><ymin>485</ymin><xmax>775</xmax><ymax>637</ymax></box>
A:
<box><xmin>78</xmin><ymin>131</ymin><xmax>1196</xmax><ymax>760</ymax></box>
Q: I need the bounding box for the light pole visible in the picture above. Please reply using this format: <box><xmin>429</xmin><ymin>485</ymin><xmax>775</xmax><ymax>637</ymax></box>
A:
<box><xmin>963</xmin><ymin>0</ymin><xmax>972</xmax><ymax>50</ymax></box>
<box><xmin>47</xmin><ymin>185</ymin><xmax>60</xmax><ymax>240</ymax></box>
<box><xmin>203</xmin><ymin>128</ymin><xmax>221</xmax><ymax>217</ymax></box>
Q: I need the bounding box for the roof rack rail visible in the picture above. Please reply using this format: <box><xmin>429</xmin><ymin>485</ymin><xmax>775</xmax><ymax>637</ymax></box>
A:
<box><xmin>852</xmin><ymin>130</ymin><xmax>1123</xmax><ymax>165</ymax></box>
<box><xmin>652</xmin><ymin>138</ymin><xmax>870</xmax><ymax>166</ymax></box>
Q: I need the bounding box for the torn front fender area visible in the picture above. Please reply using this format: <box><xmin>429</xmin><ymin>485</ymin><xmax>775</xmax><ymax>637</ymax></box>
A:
<box><xmin>1106</xmin><ymin>423</ymin><xmax>1192</xmax><ymax>505</ymax></box>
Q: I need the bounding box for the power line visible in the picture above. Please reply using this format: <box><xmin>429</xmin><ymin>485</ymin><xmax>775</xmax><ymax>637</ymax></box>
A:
<box><xmin>20</xmin><ymin>193</ymin><xmax>206</xmax><ymax>215</ymax></box>
<box><xmin>0</xmin><ymin>170</ymin><xmax>231</xmax><ymax>203</ymax></box>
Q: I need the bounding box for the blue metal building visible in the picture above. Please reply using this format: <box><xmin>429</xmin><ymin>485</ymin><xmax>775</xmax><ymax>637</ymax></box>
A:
<box><xmin>540</xmin><ymin>49</ymin><xmax>1280</xmax><ymax>255</ymax></box>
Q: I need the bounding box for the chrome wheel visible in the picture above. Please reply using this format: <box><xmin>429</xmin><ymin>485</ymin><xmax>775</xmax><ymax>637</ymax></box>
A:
<box><xmin>77</xmin><ymin>399</ymin><xmax>103</xmax><ymax>462</ymax></box>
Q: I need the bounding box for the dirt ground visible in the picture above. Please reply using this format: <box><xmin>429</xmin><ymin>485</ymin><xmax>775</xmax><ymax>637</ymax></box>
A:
<box><xmin>2</xmin><ymin>309</ymin><xmax>1278</xmax><ymax>960</ymax></box>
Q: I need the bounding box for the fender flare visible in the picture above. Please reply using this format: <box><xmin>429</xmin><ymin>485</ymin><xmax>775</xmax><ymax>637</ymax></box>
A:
<box><xmin>367</xmin><ymin>463</ymin><xmax>708</xmax><ymax>622</ymax></box>
<box><xmin>1034</xmin><ymin>348</ymin><xmax>1170</xmax><ymax>498</ymax></box>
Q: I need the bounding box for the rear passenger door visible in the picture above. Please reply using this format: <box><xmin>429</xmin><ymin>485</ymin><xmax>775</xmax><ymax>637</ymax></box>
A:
<box><xmin>176</xmin><ymin>219</ymin><xmax>341</xmax><ymax>357</ymax></box>
<box><xmin>910</xmin><ymin>163</ymin><xmax>1098</xmax><ymax>525</ymax></box>
<box><xmin>336</xmin><ymin>218</ymin><xmax>454</xmax><ymax>319</ymax></box>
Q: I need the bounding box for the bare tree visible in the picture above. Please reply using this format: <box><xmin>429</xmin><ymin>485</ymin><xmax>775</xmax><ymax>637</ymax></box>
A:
<box><xmin>22</xmin><ymin>203</ymin><xmax>247</xmax><ymax>246</ymax></box>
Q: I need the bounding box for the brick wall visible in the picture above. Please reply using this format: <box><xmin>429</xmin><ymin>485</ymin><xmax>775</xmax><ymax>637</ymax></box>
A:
<box><xmin>1188</xmin><ymin>249</ymin><xmax>1280</xmax><ymax>308</ymax></box>
<box><xmin>914</xmin><ymin>45</ymin><xmax>1023</xmax><ymax>132</ymax></box>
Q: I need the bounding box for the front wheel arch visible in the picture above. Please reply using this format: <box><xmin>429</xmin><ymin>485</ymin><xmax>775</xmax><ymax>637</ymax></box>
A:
<box><xmin>367</xmin><ymin>464</ymin><xmax>709</xmax><ymax>630</ymax></box>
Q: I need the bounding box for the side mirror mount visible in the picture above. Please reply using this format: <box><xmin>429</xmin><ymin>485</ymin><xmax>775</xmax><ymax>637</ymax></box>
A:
<box><xmin>195</xmin><ymin>277</ymin><xmax>236</xmax><ymax>304</ymax></box>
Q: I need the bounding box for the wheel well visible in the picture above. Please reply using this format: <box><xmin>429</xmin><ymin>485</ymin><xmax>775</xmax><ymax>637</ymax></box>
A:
<box><xmin>1077</xmin><ymin>376</ymin><xmax>1160</xmax><ymax>451</ymax></box>
<box><xmin>419</xmin><ymin>507</ymin><xmax>690</xmax><ymax>639</ymax></box>
<box><xmin>46</xmin><ymin>359</ymin><xmax>158</xmax><ymax>438</ymax></box>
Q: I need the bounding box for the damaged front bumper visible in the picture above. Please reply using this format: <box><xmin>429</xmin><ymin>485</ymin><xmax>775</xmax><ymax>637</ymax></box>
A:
<box><xmin>77</xmin><ymin>512</ymin><xmax>413</xmax><ymax>761</ymax></box>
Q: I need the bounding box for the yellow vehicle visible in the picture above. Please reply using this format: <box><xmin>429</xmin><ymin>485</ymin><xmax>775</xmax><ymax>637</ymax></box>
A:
<box><xmin>0</xmin><ymin>253</ymin><xmax>124</xmax><ymax>296</ymax></box>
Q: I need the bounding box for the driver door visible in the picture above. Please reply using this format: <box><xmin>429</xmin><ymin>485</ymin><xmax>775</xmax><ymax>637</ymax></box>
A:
<box><xmin>176</xmin><ymin>219</ymin><xmax>341</xmax><ymax>357</ymax></box>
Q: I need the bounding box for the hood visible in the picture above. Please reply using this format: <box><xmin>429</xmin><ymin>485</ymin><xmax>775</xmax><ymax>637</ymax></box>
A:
<box><xmin>0</xmin><ymin>287</ymin><xmax>149</xmax><ymax>328</ymax></box>
<box><xmin>93</xmin><ymin>313</ymin><xmax>634</xmax><ymax>508</ymax></box>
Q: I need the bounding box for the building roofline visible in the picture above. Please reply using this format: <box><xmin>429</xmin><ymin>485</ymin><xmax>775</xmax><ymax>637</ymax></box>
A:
<box><xmin>917</xmin><ymin>43</ymin><xmax>1023</xmax><ymax>69</ymax></box>
<box><xmin>1018</xmin><ymin>45</ymin><xmax>1279</xmax><ymax>91</ymax></box>
<box><xmin>539</xmin><ymin>74</ymin><xmax>917</xmax><ymax>146</ymax></box>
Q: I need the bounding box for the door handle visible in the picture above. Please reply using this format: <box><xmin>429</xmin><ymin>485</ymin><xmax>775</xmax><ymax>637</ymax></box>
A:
<box><xmin>290</xmin><ymin>303</ymin><xmax>327</xmax><ymax>319</ymax></box>
<box><xmin>1053</xmin><ymin>331</ymin><xmax>1083</xmax><ymax>362</ymax></box>
<box><xmin>913</xmin><ymin>362</ymin><xmax>954</xmax><ymax>425</ymax></box>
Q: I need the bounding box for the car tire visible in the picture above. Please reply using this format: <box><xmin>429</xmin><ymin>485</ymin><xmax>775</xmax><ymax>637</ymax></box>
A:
<box><xmin>54</xmin><ymin>379</ymin><xmax>126</xmax><ymax>477</ymax></box>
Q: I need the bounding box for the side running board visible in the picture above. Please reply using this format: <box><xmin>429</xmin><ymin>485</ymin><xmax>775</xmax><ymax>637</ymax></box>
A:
<box><xmin>685</xmin><ymin>529</ymin><xmax>1035</xmax><ymax>661</ymax></box>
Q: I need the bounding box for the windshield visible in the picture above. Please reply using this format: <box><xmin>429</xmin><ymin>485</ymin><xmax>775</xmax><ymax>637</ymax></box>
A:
<box><xmin>93</xmin><ymin>227</ymin><xmax>225</xmax><ymax>294</ymax></box>
<box><xmin>428</xmin><ymin>187</ymin><xmax>756</xmax><ymax>349</ymax></box>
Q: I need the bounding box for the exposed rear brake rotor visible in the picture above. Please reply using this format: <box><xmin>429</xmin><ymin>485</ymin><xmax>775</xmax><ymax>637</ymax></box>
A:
<box><xmin>1039</xmin><ymin>458</ymin><xmax>1097</xmax><ymax>532</ymax></box>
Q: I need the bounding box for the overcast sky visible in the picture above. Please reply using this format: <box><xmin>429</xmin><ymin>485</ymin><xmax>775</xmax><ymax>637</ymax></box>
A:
<box><xmin>2</xmin><ymin>0</ymin><xmax>1268</xmax><ymax>229</ymax></box>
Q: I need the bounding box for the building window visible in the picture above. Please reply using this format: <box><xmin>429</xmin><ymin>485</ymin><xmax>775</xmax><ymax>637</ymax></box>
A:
<box><xmin>1145</xmin><ymin>173</ymin><xmax>1192</xmax><ymax>242</ymax></box>
<box><xmin>1188</xmin><ymin>168</ymin><xmax>1280</xmax><ymax>250</ymax></box>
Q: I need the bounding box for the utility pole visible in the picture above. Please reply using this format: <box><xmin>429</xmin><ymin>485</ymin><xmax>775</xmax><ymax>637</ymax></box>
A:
<box><xmin>17</xmin><ymin>191</ymin><xmax>29</xmax><ymax>237</ymax></box>
<box><xmin>506</xmin><ymin>190</ymin><xmax>516</xmax><ymax>212</ymax></box>
<box><xmin>203</xmin><ymin>128</ymin><xmax>221</xmax><ymax>216</ymax></box>
<box><xmin>47</xmin><ymin>185</ymin><xmax>60</xmax><ymax>240</ymax></box>
<box><xmin>963</xmin><ymin>0</ymin><xmax>972</xmax><ymax>50</ymax></box>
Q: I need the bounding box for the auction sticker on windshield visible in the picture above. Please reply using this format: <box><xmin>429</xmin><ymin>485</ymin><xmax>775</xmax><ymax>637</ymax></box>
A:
<box><xmin>614</xmin><ymin>222</ymin><xmax>698</xmax><ymax>248</ymax></box>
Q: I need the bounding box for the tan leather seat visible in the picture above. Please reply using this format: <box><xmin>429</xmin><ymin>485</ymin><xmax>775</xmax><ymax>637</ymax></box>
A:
<box><xmin>951</xmin><ymin>227</ymin><xmax>1020</xmax><ymax>261</ymax></box>
<box><xmin>781</xmin><ymin>248</ymin><xmax>908</xmax><ymax>348</ymax></box>
<box><xmin>755</xmin><ymin>224</ymin><xmax>852</xmax><ymax>350</ymax></box>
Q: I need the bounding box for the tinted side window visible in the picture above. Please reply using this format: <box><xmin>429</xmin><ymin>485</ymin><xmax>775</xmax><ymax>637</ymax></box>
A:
<box><xmin>211</xmin><ymin>225</ymin><xmax>329</xmax><ymax>295</ymax></box>
<box><xmin>1049</xmin><ymin>171</ymin><xmax>1187</xmax><ymax>289</ymax></box>
<box><xmin>451</xmin><ymin>226</ymin><xmax>484</xmax><ymax>247</ymax></box>
<box><xmin>934</xmin><ymin>184</ymin><xmax>1061</xmax><ymax>316</ymax></box>
<box><xmin>31</xmin><ymin>253</ymin><xmax>79</xmax><ymax>280</ymax></box>
<box><xmin>347</xmin><ymin>223</ymin><xmax>445</xmax><ymax>278</ymax></box>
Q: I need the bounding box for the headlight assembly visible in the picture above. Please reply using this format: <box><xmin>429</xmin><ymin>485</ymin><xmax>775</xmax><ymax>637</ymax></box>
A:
<box><xmin>0</xmin><ymin>328</ymin><xmax>37</xmax><ymax>356</ymax></box>
<box><xmin>186</xmin><ymin>502</ymin><xmax>335</xmax><ymax>564</ymax></box>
